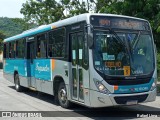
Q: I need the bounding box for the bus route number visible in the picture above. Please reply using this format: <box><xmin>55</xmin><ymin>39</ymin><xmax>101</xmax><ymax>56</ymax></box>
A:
<box><xmin>106</xmin><ymin>61</ymin><xmax>121</xmax><ymax>67</ymax></box>
<box><xmin>123</xmin><ymin>66</ymin><xmax>130</xmax><ymax>76</ymax></box>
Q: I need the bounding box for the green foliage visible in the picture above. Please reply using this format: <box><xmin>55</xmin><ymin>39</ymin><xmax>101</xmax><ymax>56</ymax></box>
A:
<box><xmin>0</xmin><ymin>31</ymin><xmax>5</xmax><ymax>53</ymax></box>
<box><xmin>157</xmin><ymin>53</ymin><xmax>160</xmax><ymax>78</ymax></box>
<box><xmin>0</xmin><ymin>17</ymin><xmax>22</xmax><ymax>37</ymax></box>
<box><xmin>0</xmin><ymin>17</ymin><xmax>36</xmax><ymax>53</ymax></box>
<box><xmin>12</xmin><ymin>18</ymin><xmax>36</xmax><ymax>31</ymax></box>
<box><xmin>0</xmin><ymin>17</ymin><xmax>35</xmax><ymax>38</ymax></box>
<box><xmin>21</xmin><ymin>0</ymin><xmax>90</xmax><ymax>24</ymax></box>
<box><xmin>20</xmin><ymin>0</ymin><xmax>65</xmax><ymax>25</ymax></box>
<box><xmin>61</xmin><ymin>0</ymin><xmax>88</xmax><ymax>17</ymax></box>
<box><xmin>157</xmin><ymin>26</ymin><xmax>160</xmax><ymax>33</ymax></box>
<box><xmin>0</xmin><ymin>31</ymin><xmax>5</xmax><ymax>39</ymax></box>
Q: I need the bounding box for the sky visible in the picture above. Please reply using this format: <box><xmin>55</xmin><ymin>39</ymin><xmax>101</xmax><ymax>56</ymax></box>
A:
<box><xmin>0</xmin><ymin>0</ymin><xmax>27</xmax><ymax>18</ymax></box>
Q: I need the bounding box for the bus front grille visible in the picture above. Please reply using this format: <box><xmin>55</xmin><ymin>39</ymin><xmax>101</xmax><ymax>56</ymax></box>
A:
<box><xmin>106</xmin><ymin>77</ymin><xmax>151</xmax><ymax>85</ymax></box>
<box><xmin>114</xmin><ymin>94</ymin><xmax>148</xmax><ymax>104</ymax></box>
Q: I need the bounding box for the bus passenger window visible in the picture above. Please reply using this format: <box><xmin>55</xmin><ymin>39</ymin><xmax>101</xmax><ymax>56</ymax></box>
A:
<box><xmin>48</xmin><ymin>28</ymin><xmax>65</xmax><ymax>58</ymax></box>
<box><xmin>3</xmin><ymin>44</ymin><xmax>6</xmax><ymax>58</ymax></box>
<box><xmin>16</xmin><ymin>39</ymin><xmax>25</xmax><ymax>58</ymax></box>
<box><xmin>36</xmin><ymin>34</ymin><xmax>47</xmax><ymax>58</ymax></box>
<box><xmin>9</xmin><ymin>42</ymin><xmax>15</xmax><ymax>58</ymax></box>
<box><xmin>83</xmin><ymin>34</ymin><xmax>88</xmax><ymax>68</ymax></box>
<box><xmin>9</xmin><ymin>43</ymin><xmax>11</xmax><ymax>58</ymax></box>
<box><xmin>6</xmin><ymin>43</ymin><xmax>9</xmax><ymax>58</ymax></box>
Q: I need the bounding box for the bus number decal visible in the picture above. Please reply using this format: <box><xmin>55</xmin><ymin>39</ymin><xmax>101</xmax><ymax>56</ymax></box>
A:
<box><xmin>123</xmin><ymin>66</ymin><xmax>130</xmax><ymax>76</ymax></box>
<box><xmin>105</xmin><ymin>61</ymin><xmax>121</xmax><ymax>67</ymax></box>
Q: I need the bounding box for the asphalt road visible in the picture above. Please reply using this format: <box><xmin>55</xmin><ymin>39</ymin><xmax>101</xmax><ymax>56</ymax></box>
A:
<box><xmin>0</xmin><ymin>70</ymin><xmax>160</xmax><ymax>120</ymax></box>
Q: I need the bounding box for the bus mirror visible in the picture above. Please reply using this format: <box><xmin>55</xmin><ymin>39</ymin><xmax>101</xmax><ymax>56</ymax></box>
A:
<box><xmin>88</xmin><ymin>33</ymin><xmax>93</xmax><ymax>48</ymax></box>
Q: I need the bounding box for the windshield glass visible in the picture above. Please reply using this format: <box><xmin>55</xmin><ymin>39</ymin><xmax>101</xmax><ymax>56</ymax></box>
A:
<box><xmin>93</xmin><ymin>29</ymin><xmax>154</xmax><ymax>76</ymax></box>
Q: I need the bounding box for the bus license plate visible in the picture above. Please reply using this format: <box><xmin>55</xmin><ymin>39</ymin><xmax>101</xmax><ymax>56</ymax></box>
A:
<box><xmin>126</xmin><ymin>100</ymin><xmax>138</xmax><ymax>105</ymax></box>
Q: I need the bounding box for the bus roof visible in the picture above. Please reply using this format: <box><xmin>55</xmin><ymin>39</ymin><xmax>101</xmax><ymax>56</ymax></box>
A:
<box><xmin>4</xmin><ymin>13</ymin><xmax>147</xmax><ymax>43</ymax></box>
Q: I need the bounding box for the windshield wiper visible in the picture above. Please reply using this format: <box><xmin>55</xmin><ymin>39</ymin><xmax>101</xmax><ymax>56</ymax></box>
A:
<box><xmin>132</xmin><ymin>31</ymin><xmax>141</xmax><ymax>51</ymax></box>
<box><xmin>110</xmin><ymin>29</ymin><xmax>127</xmax><ymax>49</ymax></box>
<box><xmin>110</xmin><ymin>30</ymin><xmax>135</xmax><ymax>63</ymax></box>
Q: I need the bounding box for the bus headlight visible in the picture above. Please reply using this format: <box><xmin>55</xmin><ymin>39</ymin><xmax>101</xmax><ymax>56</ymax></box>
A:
<box><xmin>93</xmin><ymin>78</ymin><xmax>110</xmax><ymax>94</ymax></box>
<box><xmin>150</xmin><ymin>82</ymin><xmax>156</xmax><ymax>91</ymax></box>
<box><xmin>98</xmin><ymin>84</ymin><xmax>105</xmax><ymax>91</ymax></box>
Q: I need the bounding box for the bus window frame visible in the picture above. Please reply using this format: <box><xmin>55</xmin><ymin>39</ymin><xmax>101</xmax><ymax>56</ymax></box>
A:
<box><xmin>15</xmin><ymin>38</ymin><xmax>26</xmax><ymax>59</ymax></box>
<box><xmin>8</xmin><ymin>41</ymin><xmax>16</xmax><ymax>59</ymax></box>
<box><xmin>3</xmin><ymin>43</ymin><xmax>7</xmax><ymax>59</ymax></box>
<box><xmin>48</xmin><ymin>27</ymin><xmax>66</xmax><ymax>59</ymax></box>
<box><xmin>36</xmin><ymin>33</ymin><xmax>48</xmax><ymax>59</ymax></box>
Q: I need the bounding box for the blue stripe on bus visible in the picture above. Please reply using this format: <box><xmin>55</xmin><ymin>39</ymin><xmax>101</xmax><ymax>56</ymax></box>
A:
<box><xmin>4</xmin><ymin>26</ymin><xmax>51</xmax><ymax>42</ymax></box>
<box><xmin>114</xmin><ymin>78</ymin><xmax>154</xmax><ymax>94</ymax></box>
<box><xmin>4</xmin><ymin>59</ymin><xmax>52</xmax><ymax>81</ymax></box>
<box><xmin>4</xmin><ymin>59</ymin><xmax>26</xmax><ymax>77</ymax></box>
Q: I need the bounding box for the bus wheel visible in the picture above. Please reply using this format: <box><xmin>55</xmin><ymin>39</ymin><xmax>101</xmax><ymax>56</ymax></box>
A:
<box><xmin>15</xmin><ymin>74</ymin><xmax>23</xmax><ymax>92</ymax></box>
<box><xmin>58</xmin><ymin>82</ymin><xmax>72</xmax><ymax>108</ymax></box>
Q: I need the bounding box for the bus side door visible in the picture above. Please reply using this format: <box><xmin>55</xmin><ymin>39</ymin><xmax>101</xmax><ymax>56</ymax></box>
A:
<box><xmin>70</xmin><ymin>32</ymin><xmax>89</xmax><ymax>104</ymax></box>
<box><xmin>27</xmin><ymin>40</ymin><xmax>36</xmax><ymax>88</ymax></box>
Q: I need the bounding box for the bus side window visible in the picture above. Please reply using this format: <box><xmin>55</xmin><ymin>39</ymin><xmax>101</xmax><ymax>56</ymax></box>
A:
<box><xmin>36</xmin><ymin>34</ymin><xmax>47</xmax><ymax>58</ymax></box>
<box><xmin>3</xmin><ymin>43</ymin><xmax>6</xmax><ymax>58</ymax></box>
<box><xmin>48</xmin><ymin>28</ymin><xmax>65</xmax><ymax>58</ymax></box>
<box><xmin>9</xmin><ymin>42</ymin><xmax>11</xmax><ymax>58</ymax></box>
<box><xmin>83</xmin><ymin>34</ymin><xmax>88</xmax><ymax>68</ymax></box>
<box><xmin>3</xmin><ymin>43</ymin><xmax>9</xmax><ymax>59</ymax></box>
<box><xmin>9</xmin><ymin>42</ymin><xmax>16</xmax><ymax>58</ymax></box>
<box><xmin>16</xmin><ymin>39</ymin><xmax>25</xmax><ymax>58</ymax></box>
<box><xmin>16</xmin><ymin>41</ymin><xmax>18</xmax><ymax>57</ymax></box>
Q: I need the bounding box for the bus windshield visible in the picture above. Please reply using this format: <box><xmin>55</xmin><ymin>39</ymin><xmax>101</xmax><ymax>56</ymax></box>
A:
<box><xmin>93</xmin><ymin>29</ymin><xmax>154</xmax><ymax>76</ymax></box>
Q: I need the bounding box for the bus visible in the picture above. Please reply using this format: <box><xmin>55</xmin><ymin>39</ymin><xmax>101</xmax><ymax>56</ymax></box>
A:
<box><xmin>3</xmin><ymin>13</ymin><xmax>157</xmax><ymax>108</ymax></box>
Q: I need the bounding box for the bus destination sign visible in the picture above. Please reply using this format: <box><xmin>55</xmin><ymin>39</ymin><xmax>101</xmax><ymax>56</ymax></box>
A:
<box><xmin>90</xmin><ymin>16</ymin><xmax>149</xmax><ymax>30</ymax></box>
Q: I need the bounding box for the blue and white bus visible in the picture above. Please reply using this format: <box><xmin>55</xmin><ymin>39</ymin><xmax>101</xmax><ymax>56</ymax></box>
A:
<box><xmin>3</xmin><ymin>13</ymin><xmax>157</xmax><ymax>108</ymax></box>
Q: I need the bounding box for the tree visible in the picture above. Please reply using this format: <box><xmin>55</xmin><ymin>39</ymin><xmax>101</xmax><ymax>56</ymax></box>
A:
<box><xmin>11</xmin><ymin>18</ymin><xmax>36</xmax><ymax>31</ymax></box>
<box><xmin>60</xmin><ymin>0</ymin><xmax>88</xmax><ymax>17</ymax></box>
<box><xmin>20</xmin><ymin>0</ymin><xmax>65</xmax><ymax>25</ymax></box>
<box><xmin>0</xmin><ymin>31</ymin><xmax>6</xmax><ymax>53</ymax></box>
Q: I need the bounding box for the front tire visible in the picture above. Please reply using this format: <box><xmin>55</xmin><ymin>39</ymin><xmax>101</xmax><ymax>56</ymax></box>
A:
<box><xmin>58</xmin><ymin>82</ymin><xmax>72</xmax><ymax>108</ymax></box>
<box><xmin>15</xmin><ymin>74</ymin><xmax>23</xmax><ymax>92</ymax></box>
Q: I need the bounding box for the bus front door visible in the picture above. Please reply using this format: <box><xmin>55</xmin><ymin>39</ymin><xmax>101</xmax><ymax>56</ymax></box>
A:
<box><xmin>70</xmin><ymin>32</ymin><xmax>85</xmax><ymax>103</ymax></box>
<box><xmin>27</xmin><ymin>41</ymin><xmax>36</xmax><ymax>88</ymax></box>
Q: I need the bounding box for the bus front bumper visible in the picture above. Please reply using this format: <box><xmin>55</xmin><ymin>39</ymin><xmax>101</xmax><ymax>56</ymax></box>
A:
<box><xmin>89</xmin><ymin>88</ymin><xmax>156</xmax><ymax>108</ymax></box>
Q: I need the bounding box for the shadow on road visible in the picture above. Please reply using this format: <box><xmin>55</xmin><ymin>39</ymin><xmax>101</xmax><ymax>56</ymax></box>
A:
<box><xmin>8</xmin><ymin>86</ymin><xmax>160</xmax><ymax>119</ymax></box>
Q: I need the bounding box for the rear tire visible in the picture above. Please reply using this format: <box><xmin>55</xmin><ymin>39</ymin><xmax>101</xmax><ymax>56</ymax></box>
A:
<box><xmin>15</xmin><ymin>74</ymin><xmax>23</xmax><ymax>92</ymax></box>
<box><xmin>58</xmin><ymin>82</ymin><xmax>72</xmax><ymax>108</ymax></box>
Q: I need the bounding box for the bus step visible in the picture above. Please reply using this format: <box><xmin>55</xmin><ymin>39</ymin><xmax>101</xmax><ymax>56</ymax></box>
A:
<box><xmin>29</xmin><ymin>87</ymin><xmax>37</xmax><ymax>91</ymax></box>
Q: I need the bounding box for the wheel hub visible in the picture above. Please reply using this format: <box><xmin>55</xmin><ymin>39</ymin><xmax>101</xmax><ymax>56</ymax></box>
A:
<box><xmin>60</xmin><ymin>89</ymin><xmax>67</xmax><ymax>101</ymax></box>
